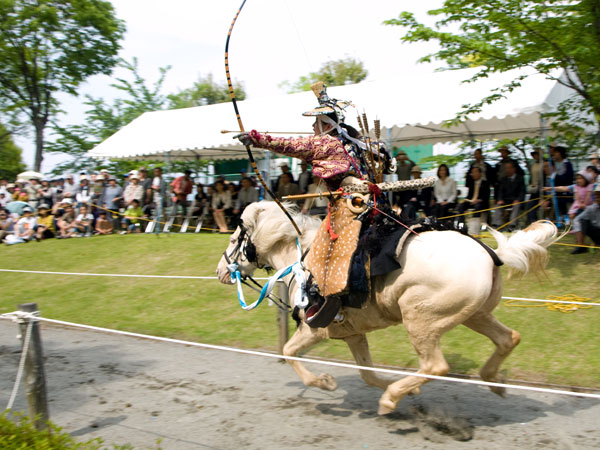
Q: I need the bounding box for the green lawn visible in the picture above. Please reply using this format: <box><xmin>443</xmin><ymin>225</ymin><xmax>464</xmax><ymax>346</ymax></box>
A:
<box><xmin>1</xmin><ymin>232</ymin><xmax>598</xmax><ymax>388</ymax></box>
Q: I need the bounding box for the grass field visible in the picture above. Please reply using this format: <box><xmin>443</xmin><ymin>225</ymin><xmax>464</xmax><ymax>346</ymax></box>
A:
<box><xmin>1</xmin><ymin>231</ymin><xmax>599</xmax><ymax>388</ymax></box>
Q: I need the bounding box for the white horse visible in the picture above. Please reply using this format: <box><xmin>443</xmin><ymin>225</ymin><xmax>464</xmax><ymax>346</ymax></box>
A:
<box><xmin>216</xmin><ymin>201</ymin><xmax>559</xmax><ymax>414</ymax></box>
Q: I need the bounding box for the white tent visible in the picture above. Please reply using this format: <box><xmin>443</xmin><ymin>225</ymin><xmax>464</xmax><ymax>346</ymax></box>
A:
<box><xmin>87</xmin><ymin>69</ymin><xmax>577</xmax><ymax>161</ymax></box>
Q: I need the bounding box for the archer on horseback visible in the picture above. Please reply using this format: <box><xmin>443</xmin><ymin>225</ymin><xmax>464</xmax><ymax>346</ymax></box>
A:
<box><xmin>235</xmin><ymin>82</ymin><xmax>397</xmax><ymax>327</ymax></box>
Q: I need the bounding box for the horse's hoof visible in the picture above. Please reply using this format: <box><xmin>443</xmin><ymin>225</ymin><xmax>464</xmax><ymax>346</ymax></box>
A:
<box><xmin>377</xmin><ymin>399</ymin><xmax>396</xmax><ymax>415</ymax></box>
<box><xmin>316</xmin><ymin>373</ymin><xmax>337</xmax><ymax>391</ymax></box>
<box><xmin>490</xmin><ymin>385</ymin><xmax>506</xmax><ymax>397</ymax></box>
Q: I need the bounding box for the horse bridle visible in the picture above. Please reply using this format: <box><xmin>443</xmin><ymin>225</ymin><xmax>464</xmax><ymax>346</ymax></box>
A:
<box><xmin>222</xmin><ymin>223</ymin><xmax>290</xmax><ymax>310</ymax></box>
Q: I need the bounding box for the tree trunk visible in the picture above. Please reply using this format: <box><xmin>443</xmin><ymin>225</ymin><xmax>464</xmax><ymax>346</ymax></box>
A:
<box><xmin>34</xmin><ymin>120</ymin><xmax>44</xmax><ymax>172</ymax></box>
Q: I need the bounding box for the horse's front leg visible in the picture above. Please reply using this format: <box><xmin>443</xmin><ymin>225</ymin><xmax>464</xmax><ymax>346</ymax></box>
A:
<box><xmin>283</xmin><ymin>323</ymin><xmax>337</xmax><ymax>391</ymax></box>
<box><xmin>344</xmin><ymin>334</ymin><xmax>396</xmax><ymax>390</ymax></box>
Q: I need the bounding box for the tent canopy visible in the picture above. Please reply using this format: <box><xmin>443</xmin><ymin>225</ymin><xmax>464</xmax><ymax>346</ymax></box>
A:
<box><xmin>87</xmin><ymin>69</ymin><xmax>577</xmax><ymax>161</ymax></box>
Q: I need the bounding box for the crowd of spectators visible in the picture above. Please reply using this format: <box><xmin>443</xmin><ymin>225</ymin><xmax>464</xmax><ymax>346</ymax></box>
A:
<box><xmin>392</xmin><ymin>144</ymin><xmax>600</xmax><ymax>254</ymax></box>
<box><xmin>1</xmin><ymin>147</ymin><xmax>599</xmax><ymax>254</ymax></box>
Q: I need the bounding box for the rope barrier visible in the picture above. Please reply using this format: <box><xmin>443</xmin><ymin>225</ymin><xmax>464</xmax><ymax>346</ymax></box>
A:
<box><xmin>438</xmin><ymin>195</ymin><xmax>552</xmax><ymax>221</ymax></box>
<box><xmin>0</xmin><ymin>269</ymin><xmax>597</xmax><ymax>307</ymax></box>
<box><xmin>88</xmin><ymin>202</ymin><xmax>234</xmax><ymax>233</ymax></box>
<box><xmin>504</xmin><ymin>294</ymin><xmax>595</xmax><ymax>313</ymax></box>
<box><xmin>1</xmin><ymin>312</ymin><xmax>599</xmax><ymax>400</ymax></box>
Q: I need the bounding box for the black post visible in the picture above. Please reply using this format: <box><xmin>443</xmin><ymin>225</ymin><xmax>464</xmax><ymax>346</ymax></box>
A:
<box><xmin>17</xmin><ymin>303</ymin><xmax>49</xmax><ymax>429</ymax></box>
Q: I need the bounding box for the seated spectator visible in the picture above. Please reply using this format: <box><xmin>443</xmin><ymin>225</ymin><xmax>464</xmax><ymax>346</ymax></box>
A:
<box><xmin>15</xmin><ymin>207</ymin><xmax>37</xmax><ymax>243</ymax></box>
<box><xmin>35</xmin><ymin>204</ymin><xmax>55</xmax><ymax>240</ymax></box>
<box><xmin>457</xmin><ymin>166</ymin><xmax>491</xmax><ymax>225</ymax></box>
<box><xmin>57</xmin><ymin>202</ymin><xmax>76</xmax><ymax>238</ymax></box>
<box><xmin>403</xmin><ymin>166</ymin><xmax>433</xmax><ymax>219</ymax></box>
<box><xmin>545</xmin><ymin>169</ymin><xmax>594</xmax><ymax>224</ymax></box>
<box><xmin>0</xmin><ymin>208</ymin><xmax>15</xmax><ymax>243</ymax></box>
<box><xmin>276</xmin><ymin>172</ymin><xmax>299</xmax><ymax>202</ymax></box>
<box><xmin>74</xmin><ymin>204</ymin><xmax>94</xmax><ymax>237</ymax></box>
<box><xmin>570</xmin><ymin>185</ymin><xmax>600</xmax><ymax>254</ymax></box>
<box><xmin>492</xmin><ymin>161</ymin><xmax>525</xmax><ymax>230</ymax></box>
<box><xmin>233</xmin><ymin>177</ymin><xmax>258</xmax><ymax>216</ymax></box>
<box><xmin>211</xmin><ymin>180</ymin><xmax>232</xmax><ymax>233</ymax></box>
<box><xmin>432</xmin><ymin>164</ymin><xmax>457</xmax><ymax>219</ymax></box>
<box><xmin>121</xmin><ymin>199</ymin><xmax>144</xmax><ymax>233</ymax></box>
<box><xmin>95</xmin><ymin>211</ymin><xmax>113</xmax><ymax>235</ymax></box>
<box><xmin>302</xmin><ymin>175</ymin><xmax>328</xmax><ymax>217</ymax></box>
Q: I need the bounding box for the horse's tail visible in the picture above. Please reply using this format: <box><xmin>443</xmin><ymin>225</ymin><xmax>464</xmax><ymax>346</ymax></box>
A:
<box><xmin>488</xmin><ymin>220</ymin><xmax>562</xmax><ymax>278</ymax></box>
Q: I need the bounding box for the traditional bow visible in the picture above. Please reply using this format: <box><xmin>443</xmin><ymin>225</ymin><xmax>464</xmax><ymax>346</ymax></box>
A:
<box><xmin>225</xmin><ymin>0</ymin><xmax>302</xmax><ymax>236</ymax></box>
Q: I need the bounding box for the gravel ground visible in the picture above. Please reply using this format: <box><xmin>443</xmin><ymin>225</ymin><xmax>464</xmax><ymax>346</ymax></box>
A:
<box><xmin>1</xmin><ymin>319</ymin><xmax>599</xmax><ymax>450</ymax></box>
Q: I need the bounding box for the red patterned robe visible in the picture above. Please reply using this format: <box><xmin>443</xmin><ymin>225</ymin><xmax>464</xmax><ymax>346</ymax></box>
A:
<box><xmin>248</xmin><ymin>130</ymin><xmax>366</xmax><ymax>299</ymax></box>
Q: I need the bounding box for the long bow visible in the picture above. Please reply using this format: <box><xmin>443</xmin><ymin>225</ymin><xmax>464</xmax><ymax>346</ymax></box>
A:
<box><xmin>225</xmin><ymin>0</ymin><xmax>302</xmax><ymax>236</ymax></box>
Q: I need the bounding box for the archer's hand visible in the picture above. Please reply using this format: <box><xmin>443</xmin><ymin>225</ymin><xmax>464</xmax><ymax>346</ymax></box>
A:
<box><xmin>234</xmin><ymin>132</ymin><xmax>253</xmax><ymax>147</ymax></box>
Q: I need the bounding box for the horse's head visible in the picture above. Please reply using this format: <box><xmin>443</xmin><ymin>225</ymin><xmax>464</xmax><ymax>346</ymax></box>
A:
<box><xmin>216</xmin><ymin>201</ymin><xmax>321</xmax><ymax>285</ymax></box>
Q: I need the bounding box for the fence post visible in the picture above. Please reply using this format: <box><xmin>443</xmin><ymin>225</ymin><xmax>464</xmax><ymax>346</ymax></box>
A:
<box><xmin>18</xmin><ymin>303</ymin><xmax>49</xmax><ymax>430</ymax></box>
<box><xmin>277</xmin><ymin>282</ymin><xmax>289</xmax><ymax>362</ymax></box>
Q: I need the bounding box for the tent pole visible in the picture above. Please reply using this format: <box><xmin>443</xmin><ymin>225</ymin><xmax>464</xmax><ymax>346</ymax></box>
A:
<box><xmin>541</xmin><ymin>117</ymin><xmax>562</xmax><ymax>227</ymax></box>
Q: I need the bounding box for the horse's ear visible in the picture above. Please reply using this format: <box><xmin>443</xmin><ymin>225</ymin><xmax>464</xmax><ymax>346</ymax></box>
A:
<box><xmin>241</xmin><ymin>201</ymin><xmax>268</xmax><ymax>232</ymax></box>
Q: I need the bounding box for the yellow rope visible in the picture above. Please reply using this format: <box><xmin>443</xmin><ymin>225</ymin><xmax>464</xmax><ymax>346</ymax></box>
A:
<box><xmin>89</xmin><ymin>203</ymin><xmax>234</xmax><ymax>233</ymax></box>
<box><xmin>438</xmin><ymin>195</ymin><xmax>554</xmax><ymax>221</ymax></box>
<box><xmin>504</xmin><ymin>294</ymin><xmax>594</xmax><ymax>313</ymax></box>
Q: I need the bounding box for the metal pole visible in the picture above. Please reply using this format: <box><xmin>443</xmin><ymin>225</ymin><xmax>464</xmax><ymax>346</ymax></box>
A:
<box><xmin>17</xmin><ymin>303</ymin><xmax>49</xmax><ymax>430</ymax></box>
<box><xmin>277</xmin><ymin>281</ymin><xmax>289</xmax><ymax>362</ymax></box>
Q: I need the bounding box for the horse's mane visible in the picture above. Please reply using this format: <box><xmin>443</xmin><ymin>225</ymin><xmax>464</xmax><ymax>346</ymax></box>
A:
<box><xmin>240</xmin><ymin>201</ymin><xmax>321</xmax><ymax>255</ymax></box>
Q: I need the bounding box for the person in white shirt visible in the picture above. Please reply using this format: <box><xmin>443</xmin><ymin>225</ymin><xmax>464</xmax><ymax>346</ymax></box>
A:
<box><xmin>74</xmin><ymin>204</ymin><xmax>94</xmax><ymax>237</ymax></box>
<box><xmin>432</xmin><ymin>164</ymin><xmax>457</xmax><ymax>220</ymax></box>
<box><xmin>16</xmin><ymin>207</ymin><xmax>37</xmax><ymax>241</ymax></box>
<box><xmin>302</xmin><ymin>175</ymin><xmax>329</xmax><ymax>217</ymax></box>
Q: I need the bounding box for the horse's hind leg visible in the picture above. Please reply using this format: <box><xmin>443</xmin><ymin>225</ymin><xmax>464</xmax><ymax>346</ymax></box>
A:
<box><xmin>345</xmin><ymin>334</ymin><xmax>395</xmax><ymax>390</ymax></box>
<box><xmin>282</xmin><ymin>323</ymin><xmax>337</xmax><ymax>391</ymax></box>
<box><xmin>463</xmin><ymin>312</ymin><xmax>520</xmax><ymax>397</ymax></box>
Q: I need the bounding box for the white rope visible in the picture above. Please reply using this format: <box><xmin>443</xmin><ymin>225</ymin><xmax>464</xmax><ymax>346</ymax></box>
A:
<box><xmin>0</xmin><ymin>269</ymin><xmax>268</xmax><ymax>281</ymax></box>
<box><xmin>2</xmin><ymin>269</ymin><xmax>597</xmax><ymax>307</ymax></box>
<box><xmin>1</xmin><ymin>312</ymin><xmax>599</xmax><ymax>400</ymax></box>
<box><xmin>4</xmin><ymin>311</ymin><xmax>37</xmax><ymax>411</ymax></box>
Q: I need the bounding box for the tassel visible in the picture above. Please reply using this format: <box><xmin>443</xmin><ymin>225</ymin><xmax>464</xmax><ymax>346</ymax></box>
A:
<box><xmin>326</xmin><ymin>203</ymin><xmax>339</xmax><ymax>241</ymax></box>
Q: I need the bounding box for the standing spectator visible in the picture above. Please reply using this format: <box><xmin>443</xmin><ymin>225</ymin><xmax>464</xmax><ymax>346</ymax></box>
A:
<box><xmin>102</xmin><ymin>176</ymin><xmax>124</xmax><ymax>229</ymax></box>
<box><xmin>95</xmin><ymin>211</ymin><xmax>113</xmax><ymax>235</ymax></box>
<box><xmin>25</xmin><ymin>178</ymin><xmax>41</xmax><ymax>209</ymax></box>
<box><xmin>138</xmin><ymin>167</ymin><xmax>153</xmax><ymax>215</ymax></box>
<box><xmin>151</xmin><ymin>167</ymin><xmax>167</xmax><ymax>224</ymax></box>
<box><xmin>123</xmin><ymin>173</ymin><xmax>144</xmax><ymax>206</ymax></box>
<box><xmin>16</xmin><ymin>207</ymin><xmax>37</xmax><ymax>242</ymax></box>
<box><xmin>466</xmin><ymin>148</ymin><xmax>496</xmax><ymax>190</ymax></box>
<box><xmin>589</xmin><ymin>150</ymin><xmax>600</xmax><ymax>172</ymax></box>
<box><xmin>494</xmin><ymin>146</ymin><xmax>524</xmax><ymax>200</ymax></box>
<box><xmin>457</xmin><ymin>166</ymin><xmax>491</xmax><ymax>225</ymax></box>
<box><xmin>73</xmin><ymin>204</ymin><xmax>94</xmax><ymax>237</ymax></box>
<box><xmin>211</xmin><ymin>180</ymin><xmax>232</xmax><ymax>233</ymax></box>
<box><xmin>527</xmin><ymin>148</ymin><xmax>545</xmax><ymax>224</ymax></box>
<box><xmin>394</xmin><ymin>150</ymin><xmax>416</xmax><ymax>208</ymax></box>
<box><xmin>62</xmin><ymin>174</ymin><xmax>79</xmax><ymax>198</ymax></box>
<box><xmin>34</xmin><ymin>204</ymin><xmax>55</xmax><ymax>240</ymax></box>
<box><xmin>0</xmin><ymin>209</ymin><xmax>15</xmax><ymax>242</ymax></box>
<box><xmin>90</xmin><ymin>177</ymin><xmax>105</xmax><ymax>209</ymax></box>
<box><xmin>121</xmin><ymin>199</ymin><xmax>144</xmax><ymax>233</ymax></box>
<box><xmin>492</xmin><ymin>161</ymin><xmax>526</xmax><ymax>230</ymax></box>
<box><xmin>302</xmin><ymin>175</ymin><xmax>328</xmax><ymax>217</ymax></box>
<box><xmin>76</xmin><ymin>177</ymin><xmax>92</xmax><ymax>207</ymax></box>
<box><xmin>570</xmin><ymin>185</ymin><xmax>600</xmax><ymax>254</ymax></box>
<box><xmin>171</xmin><ymin>170</ymin><xmax>194</xmax><ymax>217</ymax></box>
<box><xmin>549</xmin><ymin>145</ymin><xmax>574</xmax><ymax>218</ymax></box>
<box><xmin>276</xmin><ymin>172</ymin><xmax>299</xmax><ymax>201</ymax></box>
<box><xmin>297</xmin><ymin>161</ymin><xmax>312</xmax><ymax>194</ymax></box>
<box><xmin>403</xmin><ymin>166</ymin><xmax>433</xmax><ymax>219</ymax></box>
<box><xmin>233</xmin><ymin>177</ymin><xmax>259</xmax><ymax>226</ymax></box>
<box><xmin>432</xmin><ymin>164</ymin><xmax>457</xmax><ymax>219</ymax></box>
<box><xmin>0</xmin><ymin>192</ymin><xmax>8</xmax><ymax>208</ymax></box>
<box><xmin>50</xmin><ymin>178</ymin><xmax>64</xmax><ymax>205</ymax></box>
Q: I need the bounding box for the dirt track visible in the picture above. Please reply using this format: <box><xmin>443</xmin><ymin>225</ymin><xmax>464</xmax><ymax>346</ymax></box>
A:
<box><xmin>1</xmin><ymin>320</ymin><xmax>599</xmax><ymax>449</ymax></box>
